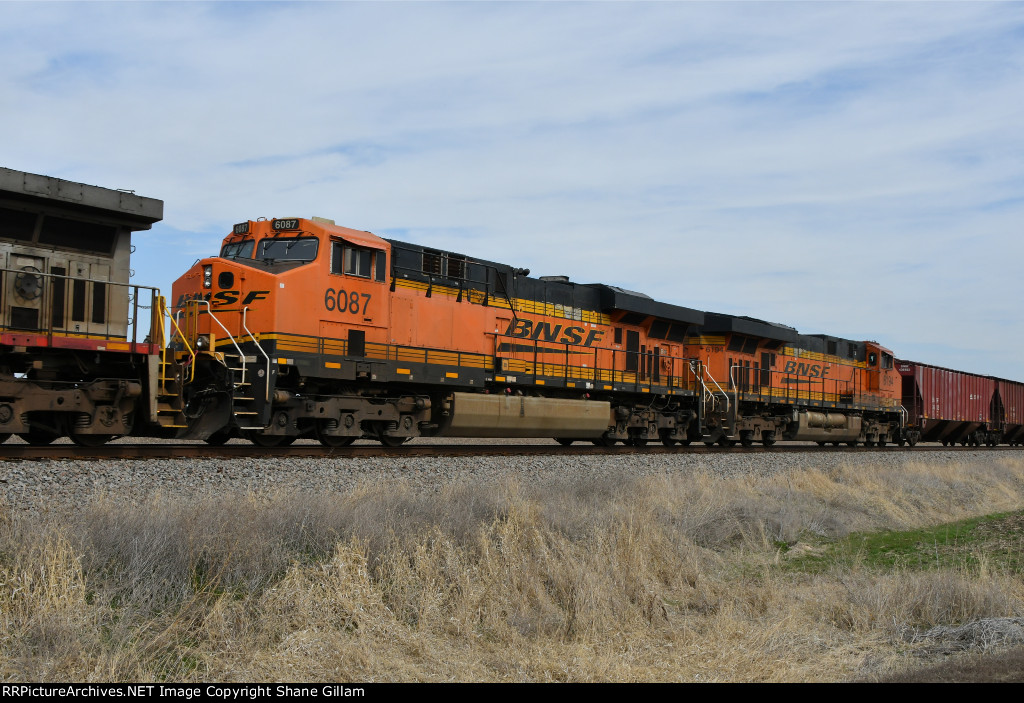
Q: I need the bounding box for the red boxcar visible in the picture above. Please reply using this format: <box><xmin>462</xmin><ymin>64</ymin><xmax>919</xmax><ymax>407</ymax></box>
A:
<box><xmin>897</xmin><ymin>360</ymin><xmax>998</xmax><ymax>446</ymax></box>
<box><xmin>995</xmin><ymin>379</ymin><xmax>1024</xmax><ymax>445</ymax></box>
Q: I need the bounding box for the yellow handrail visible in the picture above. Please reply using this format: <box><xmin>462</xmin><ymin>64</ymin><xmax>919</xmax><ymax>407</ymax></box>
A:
<box><xmin>160</xmin><ymin>296</ymin><xmax>197</xmax><ymax>384</ymax></box>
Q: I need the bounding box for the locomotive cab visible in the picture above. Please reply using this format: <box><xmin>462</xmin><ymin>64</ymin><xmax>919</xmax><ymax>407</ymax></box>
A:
<box><xmin>173</xmin><ymin>217</ymin><xmax>391</xmax><ymax>347</ymax></box>
<box><xmin>170</xmin><ymin>217</ymin><xmax>396</xmax><ymax>443</ymax></box>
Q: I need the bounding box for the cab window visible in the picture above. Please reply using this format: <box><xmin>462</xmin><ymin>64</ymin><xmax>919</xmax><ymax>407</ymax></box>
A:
<box><xmin>257</xmin><ymin>237</ymin><xmax>318</xmax><ymax>262</ymax></box>
<box><xmin>221</xmin><ymin>240</ymin><xmax>255</xmax><ymax>259</ymax></box>
<box><xmin>331</xmin><ymin>242</ymin><xmax>386</xmax><ymax>282</ymax></box>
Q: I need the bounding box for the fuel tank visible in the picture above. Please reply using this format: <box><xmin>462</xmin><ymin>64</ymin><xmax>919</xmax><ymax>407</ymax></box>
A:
<box><xmin>445</xmin><ymin>392</ymin><xmax>612</xmax><ymax>438</ymax></box>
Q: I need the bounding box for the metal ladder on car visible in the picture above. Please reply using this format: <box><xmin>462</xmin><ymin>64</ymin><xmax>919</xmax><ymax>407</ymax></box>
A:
<box><xmin>154</xmin><ymin>296</ymin><xmax>191</xmax><ymax>430</ymax></box>
<box><xmin>701</xmin><ymin>360</ymin><xmax>735</xmax><ymax>438</ymax></box>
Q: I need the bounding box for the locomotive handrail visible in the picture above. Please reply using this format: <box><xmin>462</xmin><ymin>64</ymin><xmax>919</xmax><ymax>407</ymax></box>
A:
<box><xmin>0</xmin><ymin>265</ymin><xmax>161</xmax><ymax>345</ymax></box>
<box><xmin>389</xmin><ymin>244</ymin><xmax>521</xmax><ymax>319</ymax></box>
<box><xmin>161</xmin><ymin>296</ymin><xmax>196</xmax><ymax>383</ymax></box>
<box><xmin>703</xmin><ymin>359</ymin><xmax>730</xmax><ymax>414</ymax></box>
<box><xmin>196</xmin><ymin>300</ymin><xmax>249</xmax><ymax>389</ymax></box>
<box><xmin>242</xmin><ymin>307</ymin><xmax>272</xmax><ymax>403</ymax></box>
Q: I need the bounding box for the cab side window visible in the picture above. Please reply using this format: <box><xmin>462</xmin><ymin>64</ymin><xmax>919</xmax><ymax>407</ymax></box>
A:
<box><xmin>346</xmin><ymin>247</ymin><xmax>372</xmax><ymax>278</ymax></box>
<box><xmin>331</xmin><ymin>241</ymin><xmax>386</xmax><ymax>282</ymax></box>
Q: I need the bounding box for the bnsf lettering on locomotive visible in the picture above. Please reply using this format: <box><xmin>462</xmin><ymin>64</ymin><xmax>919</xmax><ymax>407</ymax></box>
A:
<box><xmin>213</xmin><ymin>291</ymin><xmax>238</xmax><ymax>306</ymax></box>
<box><xmin>176</xmin><ymin>292</ymin><xmax>211</xmax><ymax>307</ymax></box>
<box><xmin>504</xmin><ymin>318</ymin><xmax>603</xmax><ymax>347</ymax></box>
<box><xmin>782</xmin><ymin>360</ymin><xmax>831</xmax><ymax>378</ymax></box>
<box><xmin>175</xmin><ymin>290</ymin><xmax>269</xmax><ymax>308</ymax></box>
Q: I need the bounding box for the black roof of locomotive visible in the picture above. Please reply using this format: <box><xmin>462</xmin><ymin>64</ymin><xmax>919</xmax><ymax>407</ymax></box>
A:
<box><xmin>802</xmin><ymin>334</ymin><xmax>867</xmax><ymax>361</ymax></box>
<box><xmin>386</xmin><ymin>238</ymin><xmax>704</xmax><ymax>328</ymax></box>
<box><xmin>0</xmin><ymin>167</ymin><xmax>163</xmax><ymax>229</ymax></box>
<box><xmin>700</xmin><ymin>313</ymin><xmax>798</xmax><ymax>342</ymax></box>
<box><xmin>590</xmin><ymin>285</ymin><xmax>704</xmax><ymax>326</ymax></box>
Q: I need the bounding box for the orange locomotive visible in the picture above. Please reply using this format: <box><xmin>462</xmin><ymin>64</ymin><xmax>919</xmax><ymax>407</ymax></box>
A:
<box><xmin>169</xmin><ymin>216</ymin><xmax>903</xmax><ymax>447</ymax></box>
<box><xmin>688</xmin><ymin>315</ymin><xmax>902</xmax><ymax>447</ymax></box>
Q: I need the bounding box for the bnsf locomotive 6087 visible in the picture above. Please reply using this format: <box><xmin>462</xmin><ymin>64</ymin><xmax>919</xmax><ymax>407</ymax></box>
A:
<box><xmin>1</xmin><ymin>167</ymin><xmax>1021</xmax><ymax>448</ymax></box>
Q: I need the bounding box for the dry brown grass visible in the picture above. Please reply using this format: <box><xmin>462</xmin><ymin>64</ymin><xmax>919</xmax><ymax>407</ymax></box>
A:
<box><xmin>2</xmin><ymin>455</ymin><xmax>1024</xmax><ymax>682</ymax></box>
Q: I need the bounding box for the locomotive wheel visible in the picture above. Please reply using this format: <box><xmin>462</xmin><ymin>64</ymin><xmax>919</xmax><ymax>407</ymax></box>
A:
<box><xmin>677</xmin><ymin>439</ymin><xmax>691</xmax><ymax>446</ymax></box>
<box><xmin>762</xmin><ymin>432</ymin><xmax>776</xmax><ymax>447</ymax></box>
<box><xmin>846</xmin><ymin>441</ymin><xmax>858</xmax><ymax>447</ymax></box>
<box><xmin>907</xmin><ymin>436</ymin><xmax>918</xmax><ymax>447</ymax></box>
<box><xmin>246</xmin><ymin>432</ymin><xmax>294</xmax><ymax>447</ymax></box>
<box><xmin>318</xmin><ymin>434</ymin><xmax>356</xmax><ymax>447</ymax></box>
<box><xmin>0</xmin><ymin>433</ymin><xmax>9</xmax><ymax>444</ymax></box>
<box><xmin>378</xmin><ymin>435</ymin><xmax>409</xmax><ymax>447</ymax></box>
<box><xmin>316</xmin><ymin>421</ymin><xmax>357</xmax><ymax>447</ymax></box>
<box><xmin>204</xmin><ymin>430</ymin><xmax>233</xmax><ymax>446</ymax></box>
<box><xmin>661</xmin><ymin>437</ymin><xmax>677</xmax><ymax>447</ymax></box>
<box><xmin>70</xmin><ymin>433</ymin><xmax>113</xmax><ymax>447</ymax></box>
<box><xmin>20</xmin><ymin>429</ymin><xmax>59</xmax><ymax>445</ymax></box>
<box><xmin>626</xmin><ymin>437</ymin><xmax>648</xmax><ymax>447</ymax></box>
<box><xmin>592</xmin><ymin>436</ymin><xmax>616</xmax><ymax>447</ymax></box>
<box><xmin>555</xmin><ymin>438</ymin><xmax>575</xmax><ymax>446</ymax></box>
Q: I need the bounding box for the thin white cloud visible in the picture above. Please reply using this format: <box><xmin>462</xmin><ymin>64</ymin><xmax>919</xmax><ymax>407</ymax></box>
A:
<box><xmin>2</xmin><ymin>1</ymin><xmax>1022</xmax><ymax>378</ymax></box>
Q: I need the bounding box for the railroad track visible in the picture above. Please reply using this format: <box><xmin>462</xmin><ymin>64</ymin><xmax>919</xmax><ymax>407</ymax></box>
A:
<box><xmin>0</xmin><ymin>442</ymin><xmax>1020</xmax><ymax>461</ymax></box>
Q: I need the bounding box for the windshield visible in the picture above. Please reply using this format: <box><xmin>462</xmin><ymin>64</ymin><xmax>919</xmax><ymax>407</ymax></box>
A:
<box><xmin>221</xmin><ymin>240</ymin><xmax>255</xmax><ymax>259</ymax></box>
<box><xmin>256</xmin><ymin>237</ymin><xmax>319</xmax><ymax>262</ymax></box>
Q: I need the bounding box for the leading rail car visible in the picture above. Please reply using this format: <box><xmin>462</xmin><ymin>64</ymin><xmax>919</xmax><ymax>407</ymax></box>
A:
<box><xmin>0</xmin><ymin>168</ymin><xmax>165</xmax><ymax>445</ymax></box>
<box><xmin>2</xmin><ymin>166</ymin><xmax>1022</xmax><ymax>449</ymax></box>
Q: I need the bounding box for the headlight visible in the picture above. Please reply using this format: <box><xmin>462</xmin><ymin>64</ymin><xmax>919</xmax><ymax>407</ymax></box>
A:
<box><xmin>196</xmin><ymin>335</ymin><xmax>210</xmax><ymax>350</ymax></box>
<box><xmin>203</xmin><ymin>265</ymin><xmax>213</xmax><ymax>289</ymax></box>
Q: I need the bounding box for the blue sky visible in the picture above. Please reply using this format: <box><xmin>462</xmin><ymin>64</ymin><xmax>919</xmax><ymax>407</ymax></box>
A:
<box><xmin>2</xmin><ymin>2</ymin><xmax>1023</xmax><ymax>378</ymax></box>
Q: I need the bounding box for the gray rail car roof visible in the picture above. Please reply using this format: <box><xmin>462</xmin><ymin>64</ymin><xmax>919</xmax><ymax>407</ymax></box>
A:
<box><xmin>0</xmin><ymin>167</ymin><xmax>163</xmax><ymax>229</ymax></box>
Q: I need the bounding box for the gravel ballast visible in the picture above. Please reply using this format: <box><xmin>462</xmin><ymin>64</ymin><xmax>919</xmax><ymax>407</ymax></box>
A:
<box><xmin>0</xmin><ymin>447</ymin><xmax>987</xmax><ymax>516</ymax></box>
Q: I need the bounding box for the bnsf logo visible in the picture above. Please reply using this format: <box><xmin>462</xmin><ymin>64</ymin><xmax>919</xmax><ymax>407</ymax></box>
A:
<box><xmin>176</xmin><ymin>290</ymin><xmax>270</xmax><ymax>308</ymax></box>
<box><xmin>782</xmin><ymin>360</ymin><xmax>831</xmax><ymax>379</ymax></box>
<box><xmin>504</xmin><ymin>318</ymin><xmax>604</xmax><ymax>347</ymax></box>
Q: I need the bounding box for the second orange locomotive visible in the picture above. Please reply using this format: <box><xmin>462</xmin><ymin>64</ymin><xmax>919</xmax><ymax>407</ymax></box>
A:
<box><xmin>170</xmin><ymin>216</ymin><xmax>902</xmax><ymax>446</ymax></box>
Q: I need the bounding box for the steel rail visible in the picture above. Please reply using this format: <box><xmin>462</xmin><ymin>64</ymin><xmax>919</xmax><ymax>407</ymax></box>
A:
<box><xmin>0</xmin><ymin>443</ymin><xmax>1019</xmax><ymax>461</ymax></box>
